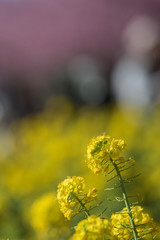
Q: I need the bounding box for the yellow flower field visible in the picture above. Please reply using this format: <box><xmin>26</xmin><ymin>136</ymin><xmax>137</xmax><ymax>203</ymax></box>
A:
<box><xmin>0</xmin><ymin>97</ymin><xmax>159</xmax><ymax>239</ymax></box>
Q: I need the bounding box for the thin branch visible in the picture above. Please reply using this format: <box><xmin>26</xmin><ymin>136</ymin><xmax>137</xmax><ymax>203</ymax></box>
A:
<box><xmin>110</xmin><ymin>158</ymin><xmax>138</xmax><ymax>240</ymax></box>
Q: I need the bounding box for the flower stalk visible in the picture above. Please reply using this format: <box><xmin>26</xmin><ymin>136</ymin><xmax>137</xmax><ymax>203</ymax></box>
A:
<box><xmin>71</xmin><ymin>192</ymin><xmax>90</xmax><ymax>217</ymax></box>
<box><xmin>110</xmin><ymin>157</ymin><xmax>139</xmax><ymax>240</ymax></box>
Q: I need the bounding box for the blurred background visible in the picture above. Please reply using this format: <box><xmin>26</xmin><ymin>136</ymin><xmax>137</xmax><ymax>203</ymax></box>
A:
<box><xmin>0</xmin><ymin>0</ymin><xmax>160</xmax><ymax>239</ymax></box>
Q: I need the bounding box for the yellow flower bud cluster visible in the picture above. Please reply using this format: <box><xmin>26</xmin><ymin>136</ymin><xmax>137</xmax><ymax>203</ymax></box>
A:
<box><xmin>86</xmin><ymin>135</ymin><xmax>127</xmax><ymax>174</ymax></box>
<box><xmin>111</xmin><ymin>206</ymin><xmax>158</xmax><ymax>239</ymax></box>
<box><xmin>86</xmin><ymin>188</ymin><xmax>98</xmax><ymax>202</ymax></box>
<box><xmin>57</xmin><ymin>176</ymin><xmax>98</xmax><ymax>220</ymax></box>
<box><xmin>70</xmin><ymin>215</ymin><xmax>113</xmax><ymax>240</ymax></box>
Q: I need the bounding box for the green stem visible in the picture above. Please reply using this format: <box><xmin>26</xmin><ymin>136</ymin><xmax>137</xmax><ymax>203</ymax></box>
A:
<box><xmin>110</xmin><ymin>158</ymin><xmax>138</xmax><ymax>240</ymax></box>
<box><xmin>72</xmin><ymin>193</ymin><xmax>90</xmax><ymax>217</ymax></box>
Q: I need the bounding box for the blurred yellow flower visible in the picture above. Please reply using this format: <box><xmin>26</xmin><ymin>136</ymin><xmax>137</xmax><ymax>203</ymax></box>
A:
<box><xmin>30</xmin><ymin>192</ymin><xmax>70</xmax><ymax>239</ymax></box>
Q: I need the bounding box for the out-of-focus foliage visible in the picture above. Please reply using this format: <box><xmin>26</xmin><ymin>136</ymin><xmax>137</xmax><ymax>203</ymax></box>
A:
<box><xmin>0</xmin><ymin>96</ymin><xmax>159</xmax><ymax>239</ymax></box>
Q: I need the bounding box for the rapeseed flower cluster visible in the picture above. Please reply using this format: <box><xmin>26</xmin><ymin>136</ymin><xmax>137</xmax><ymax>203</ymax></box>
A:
<box><xmin>57</xmin><ymin>176</ymin><xmax>98</xmax><ymax>219</ymax></box>
<box><xmin>111</xmin><ymin>206</ymin><xmax>158</xmax><ymax>239</ymax></box>
<box><xmin>70</xmin><ymin>215</ymin><xmax>113</xmax><ymax>240</ymax></box>
<box><xmin>86</xmin><ymin>135</ymin><xmax>126</xmax><ymax>174</ymax></box>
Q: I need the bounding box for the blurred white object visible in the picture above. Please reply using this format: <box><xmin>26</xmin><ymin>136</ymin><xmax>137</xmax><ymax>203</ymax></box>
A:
<box><xmin>112</xmin><ymin>56</ymin><xmax>152</xmax><ymax>108</ymax></box>
<box><xmin>112</xmin><ymin>16</ymin><xmax>160</xmax><ymax>110</ymax></box>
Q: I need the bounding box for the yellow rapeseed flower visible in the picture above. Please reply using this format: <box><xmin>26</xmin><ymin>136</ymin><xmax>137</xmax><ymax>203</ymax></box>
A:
<box><xmin>111</xmin><ymin>206</ymin><xmax>158</xmax><ymax>239</ymax></box>
<box><xmin>70</xmin><ymin>215</ymin><xmax>113</xmax><ymax>240</ymax></box>
<box><xmin>86</xmin><ymin>135</ymin><xmax>127</xmax><ymax>174</ymax></box>
<box><xmin>57</xmin><ymin>176</ymin><xmax>98</xmax><ymax>220</ymax></box>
